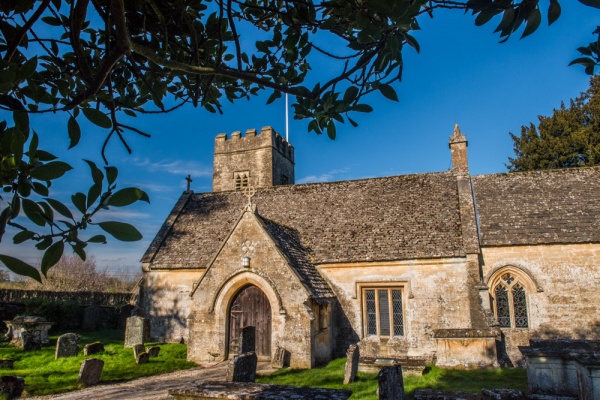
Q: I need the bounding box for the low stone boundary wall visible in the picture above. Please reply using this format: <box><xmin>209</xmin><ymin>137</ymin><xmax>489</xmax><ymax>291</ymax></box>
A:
<box><xmin>0</xmin><ymin>289</ymin><xmax>132</xmax><ymax>305</ymax></box>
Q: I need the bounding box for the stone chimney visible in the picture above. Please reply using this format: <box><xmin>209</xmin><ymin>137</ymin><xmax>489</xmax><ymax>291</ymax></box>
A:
<box><xmin>449</xmin><ymin>124</ymin><xmax>469</xmax><ymax>174</ymax></box>
<box><xmin>212</xmin><ymin>126</ymin><xmax>295</xmax><ymax>192</ymax></box>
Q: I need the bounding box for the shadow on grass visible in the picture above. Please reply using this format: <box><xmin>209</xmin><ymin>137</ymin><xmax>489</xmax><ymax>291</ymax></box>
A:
<box><xmin>258</xmin><ymin>358</ymin><xmax>527</xmax><ymax>400</ymax></box>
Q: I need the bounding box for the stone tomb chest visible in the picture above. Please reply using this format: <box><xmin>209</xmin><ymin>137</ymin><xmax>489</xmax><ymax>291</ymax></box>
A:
<box><xmin>5</xmin><ymin>316</ymin><xmax>53</xmax><ymax>348</ymax></box>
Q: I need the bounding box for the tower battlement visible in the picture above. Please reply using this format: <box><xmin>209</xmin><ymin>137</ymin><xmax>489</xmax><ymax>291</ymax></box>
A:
<box><xmin>212</xmin><ymin>126</ymin><xmax>295</xmax><ymax>192</ymax></box>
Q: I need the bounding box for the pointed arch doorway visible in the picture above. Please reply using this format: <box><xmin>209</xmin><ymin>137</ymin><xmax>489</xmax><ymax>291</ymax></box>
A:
<box><xmin>228</xmin><ymin>284</ymin><xmax>272</xmax><ymax>359</ymax></box>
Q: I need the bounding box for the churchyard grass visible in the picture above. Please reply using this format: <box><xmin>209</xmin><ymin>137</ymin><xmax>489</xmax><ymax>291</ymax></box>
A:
<box><xmin>0</xmin><ymin>329</ymin><xmax>197</xmax><ymax>396</ymax></box>
<box><xmin>256</xmin><ymin>358</ymin><xmax>528</xmax><ymax>399</ymax></box>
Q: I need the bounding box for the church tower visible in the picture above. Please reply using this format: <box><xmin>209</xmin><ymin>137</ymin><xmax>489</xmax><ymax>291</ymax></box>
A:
<box><xmin>212</xmin><ymin>126</ymin><xmax>295</xmax><ymax>192</ymax></box>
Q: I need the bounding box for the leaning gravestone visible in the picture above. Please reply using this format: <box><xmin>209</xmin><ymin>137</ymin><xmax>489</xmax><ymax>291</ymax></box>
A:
<box><xmin>239</xmin><ymin>326</ymin><xmax>256</xmax><ymax>353</ymax></box>
<box><xmin>147</xmin><ymin>346</ymin><xmax>160</xmax><ymax>357</ymax></box>
<box><xmin>136</xmin><ymin>352</ymin><xmax>150</xmax><ymax>364</ymax></box>
<box><xmin>343</xmin><ymin>344</ymin><xmax>359</xmax><ymax>384</ymax></box>
<box><xmin>272</xmin><ymin>346</ymin><xmax>286</xmax><ymax>369</ymax></box>
<box><xmin>83</xmin><ymin>342</ymin><xmax>105</xmax><ymax>356</ymax></box>
<box><xmin>226</xmin><ymin>352</ymin><xmax>258</xmax><ymax>383</ymax></box>
<box><xmin>378</xmin><ymin>365</ymin><xmax>405</xmax><ymax>400</ymax></box>
<box><xmin>124</xmin><ymin>316</ymin><xmax>150</xmax><ymax>348</ymax></box>
<box><xmin>77</xmin><ymin>358</ymin><xmax>104</xmax><ymax>387</ymax></box>
<box><xmin>133</xmin><ymin>343</ymin><xmax>146</xmax><ymax>358</ymax></box>
<box><xmin>0</xmin><ymin>376</ymin><xmax>24</xmax><ymax>399</ymax></box>
<box><xmin>55</xmin><ymin>333</ymin><xmax>80</xmax><ymax>359</ymax></box>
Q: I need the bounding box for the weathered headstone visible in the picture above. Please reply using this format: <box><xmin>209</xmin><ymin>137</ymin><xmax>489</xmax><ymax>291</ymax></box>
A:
<box><xmin>378</xmin><ymin>365</ymin><xmax>405</xmax><ymax>400</ymax></box>
<box><xmin>239</xmin><ymin>326</ymin><xmax>256</xmax><ymax>353</ymax></box>
<box><xmin>77</xmin><ymin>358</ymin><xmax>104</xmax><ymax>387</ymax></box>
<box><xmin>272</xmin><ymin>346</ymin><xmax>286</xmax><ymax>369</ymax></box>
<box><xmin>55</xmin><ymin>333</ymin><xmax>80</xmax><ymax>359</ymax></box>
<box><xmin>0</xmin><ymin>358</ymin><xmax>14</xmax><ymax>369</ymax></box>
<box><xmin>21</xmin><ymin>331</ymin><xmax>41</xmax><ymax>351</ymax></box>
<box><xmin>133</xmin><ymin>343</ymin><xmax>146</xmax><ymax>358</ymax></box>
<box><xmin>147</xmin><ymin>346</ymin><xmax>160</xmax><ymax>357</ymax></box>
<box><xmin>82</xmin><ymin>306</ymin><xmax>102</xmax><ymax>330</ymax></box>
<box><xmin>136</xmin><ymin>352</ymin><xmax>150</xmax><ymax>364</ymax></box>
<box><xmin>0</xmin><ymin>376</ymin><xmax>24</xmax><ymax>399</ymax></box>
<box><xmin>83</xmin><ymin>342</ymin><xmax>105</xmax><ymax>356</ymax></box>
<box><xmin>226</xmin><ymin>352</ymin><xmax>258</xmax><ymax>383</ymax></box>
<box><xmin>343</xmin><ymin>344</ymin><xmax>359</xmax><ymax>384</ymax></box>
<box><xmin>124</xmin><ymin>316</ymin><xmax>150</xmax><ymax>348</ymax></box>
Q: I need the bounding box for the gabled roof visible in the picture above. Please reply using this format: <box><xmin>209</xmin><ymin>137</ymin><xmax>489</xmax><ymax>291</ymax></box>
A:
<box><xmin>472</xmin><ymin>166</ymin><xmax>600</xmax><ymax>246</ymax></box>
<box><xmin>143</xmin><ymin>171</ymin><xmax>466</xmax><ymax>269</ymax></box>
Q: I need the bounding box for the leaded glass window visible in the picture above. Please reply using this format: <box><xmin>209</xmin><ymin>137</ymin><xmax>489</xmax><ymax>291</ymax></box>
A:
<box><xmin>492</xmin><ymin>272</ymin><xmax>530</xmax><ymax>329</ymax></box>
<box><xmin>363</xmin><ymin>287</ymin><xmax>404</xmax><ymax>337</ymax></box>
<box><xmin>495</xmin><ymin>285</ymin><xmax>510</xmax><ymax>327</ymax></box>
<box><xmin>512</xmin><ymin>284</ymin><xmax>529</xmax><ymax>328</ymax></box>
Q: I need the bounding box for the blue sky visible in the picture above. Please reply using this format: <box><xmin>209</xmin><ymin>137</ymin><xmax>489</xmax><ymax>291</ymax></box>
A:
<box><xmin>1</xmin><ymin>2</ymin><xmax>598</xmax><ymax>276</ymax></box>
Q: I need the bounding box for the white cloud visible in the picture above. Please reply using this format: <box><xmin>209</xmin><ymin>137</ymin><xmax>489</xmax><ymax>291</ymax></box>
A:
<box><xmin>129</xmin><ymin>157</ymin><xmax>212</xmax><ymax>177</ymax></box>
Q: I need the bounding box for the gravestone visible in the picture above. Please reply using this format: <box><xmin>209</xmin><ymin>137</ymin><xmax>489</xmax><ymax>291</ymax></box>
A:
<box><xmin>272</xmin><ymin>346</ymin><xmax>286</xmax><ymax>369</ymax></box>
<box><xmin>147</xmin><ymin>346</ymin><xmax>160</xmax><ymax>357</ymax></box>
<box><xmin>55</xmin><ymin>333</ymin><xmax>80</xmax><ymax>359</ymax></box>
<box><xmin>136</xmin><ymin>352</ymin><xmax>150</xmax><ymax>364</ymax></box>
<box><xmin>0</xmin><ymin>376</ymin><xmax>24</xmax><ymax>400</ymax></box>
<box><xmin>124</xmin><ymin>316</ymin><xmax>150</xmax><ymax>348</ymax></box>
<box><xmin>226</xmin><ymin>352</ymin><xmax>257</xmax><ymax>383</ymax></box>
<box><xmin>21</xmin><ymin>331</ymin><xmax>41</xmax><ymax>351</ymax></box>
<box><xmin>240</xmin><ymin>326</ymin><xmax>256</xmax><ymax>353</ymax></box>
<box><xmin>133</xmin><ymin>343</ymin><xmax>146</xmax><ymax>358</ymax></box>
<box><xmin>82</xmin><ymin>306</ymin><xmax>102</xmax><ymax>330</ymax></box>
<box><xmin>77</xmin><ymin>358</ymin><xmax>104</xmax><ymax>386</ymax></box>
<box><xmin>0</xmin><ymin>358</ymin><xmax>14</xmax><ymax>369</ymax></box>
<box><xmin>343</xmin><ymin>344</ymin><xmax>359</xmax><ymax>384</ymax></box>
<box><xmin>378</xmin><ymin>365</ymin><xmax>405</xmax><ymax>400</ymax></box>
<box><xmin>83</xmin><ymin>342</ymin><xmax>105</xmax><ymax>356</ymax></box>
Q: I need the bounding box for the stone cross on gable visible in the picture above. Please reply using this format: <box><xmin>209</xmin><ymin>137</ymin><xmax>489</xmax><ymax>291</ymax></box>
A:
<box><xmin>185</xmin><ymin>175</ymin><xmax>193</xmax><ymax>192</ymax></box>
<box><xmin>243</xmin><ymin>185</ymin><xmax>256</xmax><ymax>210</ymax></box>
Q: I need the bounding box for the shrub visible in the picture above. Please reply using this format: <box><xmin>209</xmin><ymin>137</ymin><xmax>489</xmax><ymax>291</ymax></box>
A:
<box><xmin>21</xmin><ymin>298</ymin><xmax>83</xmax><ymax>330</ymax></box>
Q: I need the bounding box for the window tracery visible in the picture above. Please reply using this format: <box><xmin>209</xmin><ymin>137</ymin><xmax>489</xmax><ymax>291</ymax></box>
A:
<box><xmin>491</xmin><ymin>271</ymin><xmax>530</xmax><ymax>329</ymax></box>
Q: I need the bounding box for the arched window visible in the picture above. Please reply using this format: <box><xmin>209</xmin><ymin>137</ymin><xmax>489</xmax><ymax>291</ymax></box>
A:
<box><xmin>234</xmin><ymin>171</ymin><xmax>249</xmax><ymax>190</ymax></box>
<box><xmin>491</xmin><ymin>272</ymin><xmax>529</xmax><ymax>328</ymax></box>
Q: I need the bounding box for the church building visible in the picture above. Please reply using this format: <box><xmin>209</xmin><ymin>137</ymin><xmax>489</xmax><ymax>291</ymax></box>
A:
<box><xmin>139</xmin><ymin>125</ymin><xmax>600</xmax><ymax>369</ymax></box>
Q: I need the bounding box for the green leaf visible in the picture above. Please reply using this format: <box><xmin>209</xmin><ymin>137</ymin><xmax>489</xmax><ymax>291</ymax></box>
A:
<box><xmin>72</xmin><ymin>192</ymin><xmax>87</xmax><ymax>214</ymax></box>
<box><xmin>343</xmin><ymin>86</ymin><xmax>359</xmax><ymax>104</ymax></box>
<box><xmin>20</xmin><ymin>56</ymin><xmax>37</xmax><ymax>80</ymax></box>
<box><xmin>521</xmin><ymin>8</ymin><xmax>541</xmax><ymax>38</ymax></box>
<box><xmin>578</xmin><ymin>0</ymin><xmax>600</xmax><ymax>9</ymax></box>
<box><xmin>105</xmin><ymin>166</ymin><xmax>118</xmax><ymax>185</ymax></box>
<box><xmin>352</xmin><ymin>104</ymin><xmax>373</xmax><ymax>113</ymax></box>
<box><xmin>84</xmin><ymin>160</ymin><xmax>104</xmax><ymax>208</ymax></box>
<box><xmin>327</xmin><ymin>121</ymin><xmax>336</xmax><ymax>140</ymax></box>
<box><xmin>378</xmin><ymin>84</ymin><xmax>399</xmax><ymax>101</ymax></box>
<box><xmin>29</xmin><ymin>131</ymin><xmax>39</xmax><ymax>157</ymax></box>
<box><xmin>98</xmin><ymin>221</ymin><xmax>143</xmax><ymax>241</ymax></box>
<box><xmin>87</xmin><ymin>234</ymin><xmax>107</xmax><ymax>243</ymax></box>
<box><xmin>45</xmin><ymin>198</ymin><xmax>74</xmax><ymax>219</ymax></box>
<box><xmin>32</xmin><ymin>182</ymin><xmax>49</xmax><ymax>196</ymax></box>
<box><xmin>30</xmin><ymin>161</ymin><xmax>72</xmax><ymax>181</ymax></box>
<box><xmin>41</xmin><ymin>240</ymin><xmax>64</xmax><ymax>277</ymax></box>
<box><xmin>67</xmin><ymin>116</ymin><xmax>81</xmax><ymax>149</ymax></box>
<box><xmin>22</xmin><ymin>198</ymin><xmax>46</xmax><ymax>226</ymax></box>
<box><xmin>0</xmin><ymin>255</ymin><xmax>41</xmax><ymax>282</ymax></box>
<box><xmin>13</xmin><ymin>230</ymin><xmax>35</xmax><ymax>244</ymax></box>
<box><xmin>107</xmin><ymin>188</ymin><xmax>150</xmax><ymax>207</ymax></box>
<box><xmin>548</xmin><ymin>0</ymin><xmax>561</xmax><ymax>25</ymax></box>
<box><xmin>82</xmin><ymin>108</ymin><xmax>112</xmax><ymax>129</ymax></box>
<box><xmin>35</xmin><ymin>150</ymin><xmax>57</xmax><ymax>161</ymax></box>
<box><xmin>36</xmin><ymin>237</ymin><xmax>52</xmax><ymax>250</ymax></box>
<box><xmin>71</xmin><ymin>243</ymin><xmax>86</xmax><ymax>261</ymax></box>
<box><xmin>13</xmin><ymin>111</ymin><xmax>29</xmax><ymax>132</ymax></box>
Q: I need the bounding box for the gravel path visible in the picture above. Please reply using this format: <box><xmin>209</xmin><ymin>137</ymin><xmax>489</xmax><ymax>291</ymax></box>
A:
<box><xmin>27</xmin><ymin>362</ymin><xmax>275</xmax><ymax>400</ymax></box>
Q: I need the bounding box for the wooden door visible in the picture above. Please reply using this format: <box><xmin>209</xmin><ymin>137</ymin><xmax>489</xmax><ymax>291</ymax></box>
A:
<box><xmin>228</xmin><ymin>285</ymin><xmax>272</xmax><ymax>358</ymax></box>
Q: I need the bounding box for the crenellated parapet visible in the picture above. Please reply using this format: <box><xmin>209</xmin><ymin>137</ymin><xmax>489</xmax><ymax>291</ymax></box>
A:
<box><xmin>212</xmin><ymin>126</ymin><xmax>295</xmax><ymax>192</ymax></box>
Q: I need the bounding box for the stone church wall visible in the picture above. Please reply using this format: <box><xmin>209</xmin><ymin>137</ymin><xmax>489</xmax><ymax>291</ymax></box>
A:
<box><xmin>318</xmin><ymin>257</ymin><xmax>473</xmax><ymax>362</ymax></box>
<box><xmin>481</xmin><ymin>243</ymin><xmax>600</xmax><ymax>365</ymax></box>
<box><xmin>139</xmin><ymin>270</ymin><xmax>202</xmax><ymax>342</ymax></box>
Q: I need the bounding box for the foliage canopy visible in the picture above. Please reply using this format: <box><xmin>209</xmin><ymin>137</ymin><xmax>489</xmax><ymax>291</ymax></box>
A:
<box><xmin>508</xmin><ymin>75</ymin><xmax>600</xmax><ymax>172</ymax></box>
<box><xmin>1</xmin><ymin>0</ymin><xmax>600</xmax><ymax>279</ymax></box>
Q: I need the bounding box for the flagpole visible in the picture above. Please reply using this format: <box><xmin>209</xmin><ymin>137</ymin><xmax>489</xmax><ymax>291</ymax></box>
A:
<box><xmin>285</xmin><ymin>92</ymin><xmax>289</xmax><ymax>142</ymax></box>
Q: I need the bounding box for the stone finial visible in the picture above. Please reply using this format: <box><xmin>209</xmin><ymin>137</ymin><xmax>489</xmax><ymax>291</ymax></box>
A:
<box><xmin>448</xmin><ymin>124</ymin><xmax>469</xmax><ymax>174</ymax></box>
